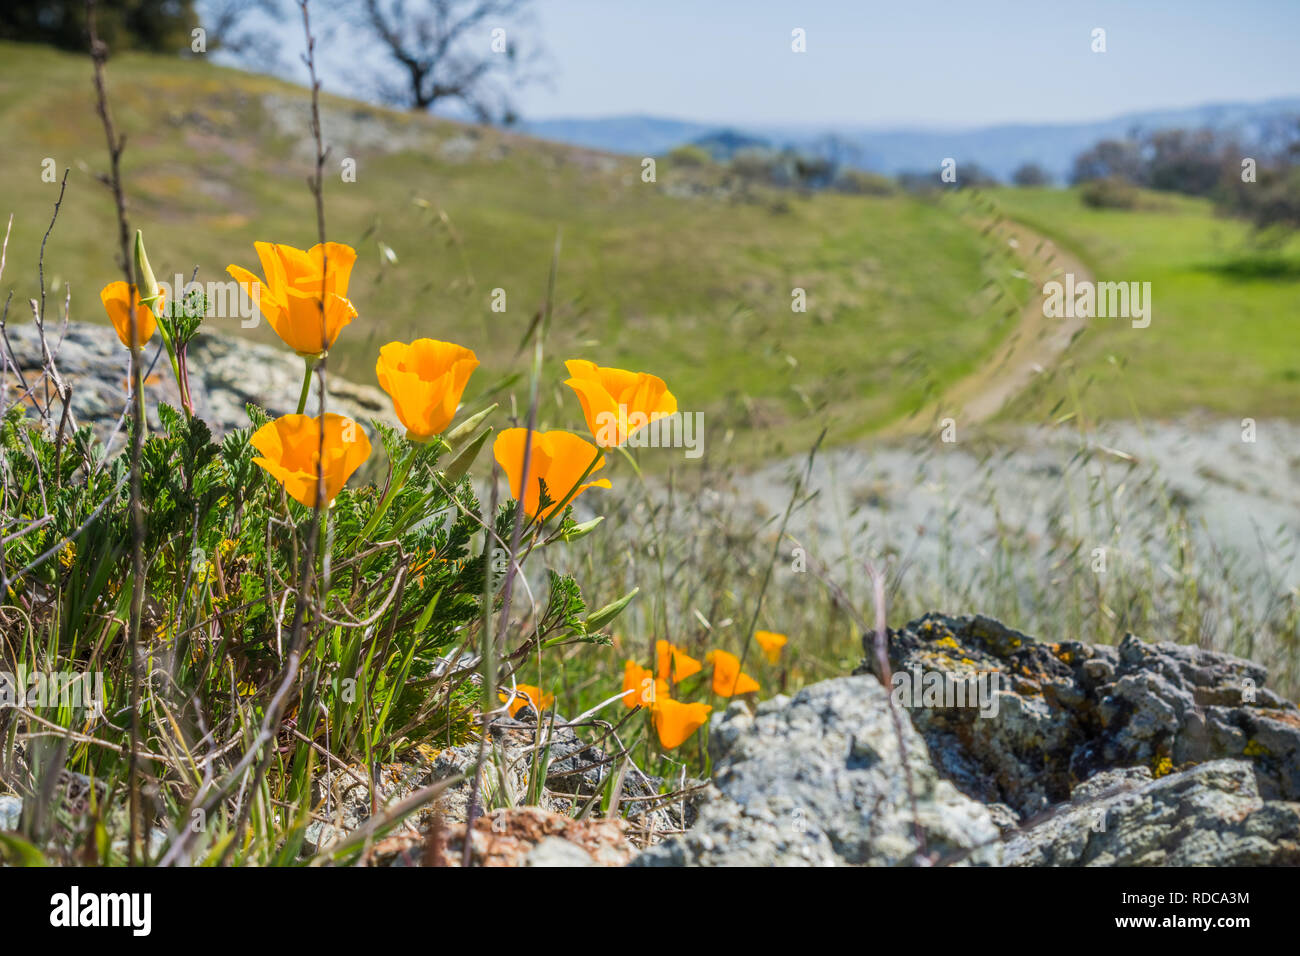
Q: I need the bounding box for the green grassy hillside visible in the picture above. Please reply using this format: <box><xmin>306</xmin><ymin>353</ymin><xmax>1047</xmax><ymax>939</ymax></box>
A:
<box><xmin>6</xmin><ymin>41</ymin><xmax>1295</xmax><ymax>458</ymax></box>
<box><xmin>992</xmin><ymin>187</ymin><xmax>1300</xmax><ymax>423</ymax></box>
<box><xmin>0</xmin><ymin>40</ymin><xmax>1020</xmax><ymax>462</ymax></box>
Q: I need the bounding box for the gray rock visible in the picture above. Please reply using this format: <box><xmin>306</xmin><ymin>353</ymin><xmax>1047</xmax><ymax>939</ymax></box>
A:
<box><xmin>1007</xmin><ymin>759</ymin><xmax>1300</xmax><ymax>866</ymax></box>
<box><xmin>0</xmin><ymin>795</ymin><xmax>21</xmax><ymax>830</ymax></box>
<box><xmin>634</xmin><ymin>614</ymin><xmax>1300</xmax><ymax>867</ymax></box>
<box><xmin>864</xmin><ymin>613</ymin><xmax>1300</xmax><ymax>816</ymax></box>
<box><xmin>5</xmin><ymin>320</ymin><xmax>398</xmax><ymax>451</ymax></box>
<box><xmin>633</xmin><ymin>676</ymin><xmax>1003</xmax><ymax>866</ymax></box>
<box><xmin>1070</xmin><ymin>766</ymin><xmax>1153</xmax><ymax>803</ymax></box>
<box><xmin>524</xmin><ymin>835</ymin><xmax>597</xmax><ymax>867</ymax></box>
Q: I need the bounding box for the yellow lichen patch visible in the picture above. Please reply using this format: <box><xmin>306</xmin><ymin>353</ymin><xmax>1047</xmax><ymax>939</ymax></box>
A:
<box><xmin>1152</xmin><ymin>756</ymin><xmax>1174</xmax><ymax>778</ymax></box>
<box><xmin>934</xmin><ymin>636</ymin><xmax>962</xmax><ymax>652</ymax></box>
<box><xmin>411</xmin><ymin>742</ymin><xmax>442</xmax><ymax>764</ymax></box>
<box><xmin>1243</xmin><ymin>739</ymin><xmax>1270</xmax><ymax>757</ymax></box>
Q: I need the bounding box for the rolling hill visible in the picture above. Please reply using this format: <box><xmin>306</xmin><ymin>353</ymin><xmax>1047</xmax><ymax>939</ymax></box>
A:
<box><xmin>0</xmin><ymin>39</ymin><xmax>1020</xmax><ymax>463</ymax></box>
<box><xmin>524</xmin><ymin>98</ymin><xmax>1300</xmax><ymax>182</ymax></box>
<box><xmin>2</xmin><ymin>40</ymin><xmax>1298</xmax><ymax>466</ymax></box>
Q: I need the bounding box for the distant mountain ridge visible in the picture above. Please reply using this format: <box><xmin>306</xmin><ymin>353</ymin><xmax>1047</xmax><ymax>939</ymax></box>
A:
<box><xmin>521</xmin><ymin>98</ymin><xmax>1300</xmax><ymax>182</ymax></box>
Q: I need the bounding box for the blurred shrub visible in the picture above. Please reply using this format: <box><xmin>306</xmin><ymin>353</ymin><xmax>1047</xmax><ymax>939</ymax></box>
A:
<box><xmin>1080</xmin><ymin>177</ymin><xmax>1140</xmax><ymax>209</ymax></box>
<box><xmin>833</xmin><ymin>168</ymin><xmax>897</xmax><ymax>196</ymax></box>
<box><xmin>1072</xmin><ymin>138</ymin><xmax>1145</xmax><ymax>186</ymax></box>
<box><xmin>1012</xmin><ymin>162</ymin><xmax>1052</xmax><ymax>187</ymax></box>
<box><xmin>729</xmin><ymin>147</ymin><xmax>788</xmax><ymax>184</ymax></box>
<box><xmin>668</xmin><ymin>144</ymin><xmax>712</xmax><ymax>167</ymax></box>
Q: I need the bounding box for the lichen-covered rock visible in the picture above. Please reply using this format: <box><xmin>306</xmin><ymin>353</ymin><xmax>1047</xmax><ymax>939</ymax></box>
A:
<box><xmin>6</xmin><ymin>321</ymin><xmax>398</xmax><ymax>447</ymax></box>
<box><xmin>1006</xmin><ymin>759</ymin><xmax>1300</xmax><ymax>866</ymax></box>
<box><xmin>634</xmin><ymin>614</ymin><xmax>1299</xmax><ymax>867</ymax></box>
<box><xmin>863</xmin><ymin>613</ymin><xmax>1300</xmax><ymax>820</ymax></box>
<box><xmin>632</xmin><ymin>676</ymin><xmax>1003</xmax><ymax>866</ymax></box>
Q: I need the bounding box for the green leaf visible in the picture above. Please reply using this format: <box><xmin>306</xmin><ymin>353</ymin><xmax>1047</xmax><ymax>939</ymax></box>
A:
<box><xmin>0</xmin><ymin>832</ymin><xmax>46</xmax><ymax>867</ymax></box>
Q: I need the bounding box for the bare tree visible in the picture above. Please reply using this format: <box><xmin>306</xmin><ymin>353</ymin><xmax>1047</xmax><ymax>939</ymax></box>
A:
<box><xmin>359</xmin><ymin>0</ymin><xmax>543</xmax><ymax>121</ymax></box>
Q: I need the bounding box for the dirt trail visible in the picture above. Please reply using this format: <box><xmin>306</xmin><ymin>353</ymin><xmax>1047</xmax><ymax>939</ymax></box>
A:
<box><xmin>887</xmin><ymin>216</ymin><xmax>1094</xmax><ymax>434</ymax></box>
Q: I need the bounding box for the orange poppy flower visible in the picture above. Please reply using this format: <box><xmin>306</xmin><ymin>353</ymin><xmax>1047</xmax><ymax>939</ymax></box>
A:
<box><xmin>655</xmin><ymin>640</ymin><xmax>702</xmax><ymax>683</ymax></box>
<box><xmin>622</xmin><ymin>660</ymin><xmax>670</xmax><ymax>709</ymax></box>
<box><xmin>498</xmin><ymin>684</ymin><xmax>554</xmax><ymax>718</ymax></box>
<box><xmin>706</xmin><ymin>649</ymin><xmax>761</xmax><ymax>697</ymax></box>
<box><xmin>250</xmin><ymin>413</ymin><xmax>372</xmax><ymax>507</ymax></box>
<box><xmin>227</xmin><ymin>241</ymin><xmax>358</xmax><ymax>356</ymax></box>
<box><xmin>100</xmin><ymin>281</ymin><xmax>161</xmax><ymax>349</ymax></box>
<box><xmin>650</xmin><ymin>698</ymin><xmax>712</xmax><ymax>750</ymax></box>
<box><xmin>492</xmin><ymin>428</ymin><xmax>610</xmax><ymax>521</ymax></box>
<box><xmin>754</xmin><ymin>630</ymin><xmax>789</xmax><ymax>664</ymax></box>
<box><xmin>563</xmin><ymin>360</ymin><xmax>677</xmax><ymax>447</ymax></box>
<box><xmin>375</xmin><ymin>338</ymin><xmax>479</xmax><ymax>441</ymax></box>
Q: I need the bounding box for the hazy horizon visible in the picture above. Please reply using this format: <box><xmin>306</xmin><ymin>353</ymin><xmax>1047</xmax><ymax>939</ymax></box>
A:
<box><xmin>516</xmin><ymin>93</ymin><xmax>1300</xmax><ymax>134</ymax></box>
<box><xmin>207</xmin><ymin>0</ymin><xmax>1300</xmax><ymax>128</ymax></box>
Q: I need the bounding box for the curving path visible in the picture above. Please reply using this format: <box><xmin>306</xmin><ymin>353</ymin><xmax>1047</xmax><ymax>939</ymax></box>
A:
<box><xmin>887</xmin><ymin>213</ymin><xmax>1095</xmax><ymax>434</ymax></box>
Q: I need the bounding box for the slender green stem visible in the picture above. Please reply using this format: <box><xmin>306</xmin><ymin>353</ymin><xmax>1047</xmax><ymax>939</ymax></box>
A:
<box><xmin>143</xmin><ymin>291</ymin><xmax>189</xmax><ymax>418</ymax></box>
<box><xmin>295</xmin><ymin>356</ymin><xmax>317</xmax><ymax>415</ymax></box>
<box><xmin>132</xmin><ymin>346</ymin><xmax>148</xmax><ymax>439</ymax></box>
<box><xmin>176</xmin><ymin>346</ymin><xmax>194</xmax><ymax>417</ymax></box>
<box><xmin>353</xmin><ymin>444</ymin><xmax>418</xmax><ymax>549</ymax></box>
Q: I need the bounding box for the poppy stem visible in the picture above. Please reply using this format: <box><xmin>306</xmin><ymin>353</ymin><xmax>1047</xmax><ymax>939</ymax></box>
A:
<box><xmin>176</xmin><ymin>344</ymin><xmax>194</xmax><ymax>418</ymax></box>
<box><xmin>148</xmin><ymin>295</ymin><xmax>190</xmax><ymax>418</ymax></box>
<box><xmin>295</xmin><ymin>356</ymin><xmax>317</xmax><ymax>415</ymax></box>
<box><xmin>352</xmin><ymin>441</ymin><xmax>421</xmax><ymax>550</ymax></box>
<box><xmin>131</xmin><ymin>346</ymin><xmax>148</xmax><ymax>440</ymax></box>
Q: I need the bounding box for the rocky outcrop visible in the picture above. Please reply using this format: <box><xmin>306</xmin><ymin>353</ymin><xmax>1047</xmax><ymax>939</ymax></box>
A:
<box><xmin>5</xmin><ymin>321</ymin><xmax>398</xmax><ymax>445</ymax></box>
<box><xmin>1004</xmin><ymin>759</ymin><xmax>1300</xmax><ymax>866</ymax></box>
<box><xmin>632</xmin><ymin>675</ymin><xmax>1003</xmax><ymax>866</ymax></box>
<box><xmin>637</xmin><ymin>613</ymin><xmax>1300</xmax><ymax>867</ymax></box>
<box><xmin>867</xmin><ymin>613</ymin><xmax>1300</xmax><ymax>820</ymax></box>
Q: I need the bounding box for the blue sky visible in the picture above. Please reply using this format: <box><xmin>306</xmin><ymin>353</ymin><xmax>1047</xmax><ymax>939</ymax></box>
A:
<box><xmin>218</xmin><ymin>0</ymin><xmax>1300</xmax><ymax>127</ymax></box>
